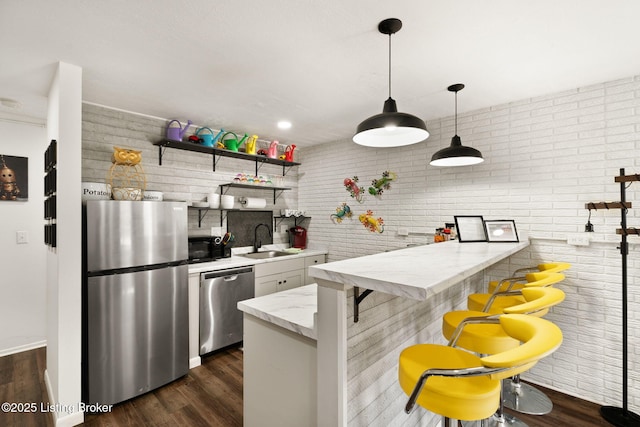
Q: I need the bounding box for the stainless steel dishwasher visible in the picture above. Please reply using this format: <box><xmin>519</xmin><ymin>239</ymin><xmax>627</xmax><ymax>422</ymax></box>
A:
<box><xmin>199</xmin><ymin>266</ymin><xmax>255</xmax><ymax>354</ymax></box>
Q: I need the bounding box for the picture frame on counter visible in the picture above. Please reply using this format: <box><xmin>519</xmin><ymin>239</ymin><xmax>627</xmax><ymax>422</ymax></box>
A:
<box><xmin>484</xmin><ymin>219</ymin><xmax>519</xmax><ymax>242</ymax></box>
<box><xmin>454</xmin><ymin>215</ymin><xmax>487</xmax><ymax>242</ymax></box>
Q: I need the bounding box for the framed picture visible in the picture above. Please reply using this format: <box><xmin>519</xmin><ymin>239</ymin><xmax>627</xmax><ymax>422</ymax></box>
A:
<box><xmin>484</xmin><ymin>219</ymin><xmax>519</xmax><ymax>242</ymax></box>
<box><xmin>0</xmin><ymin>154</ymin><xmax>28</xmax><ymax>201</ymax></box>
<box><xmin>454</xmin><ymin>215</ymin><xmax>487</xmax><ymax>242</ymax></box>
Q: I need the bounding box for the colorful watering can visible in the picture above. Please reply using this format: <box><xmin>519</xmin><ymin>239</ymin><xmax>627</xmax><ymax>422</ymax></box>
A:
<box><xmin>195</xmin><ymin>127</ymin><xmax>224</xmax><ymax>147</ymax></box>
<box><xmin>221</xmin><ymin>132</ymin><xmax>248</xmax><ymax>152</ymax></box>
<box><xmin>166</xmin><ymin>119</ymin><xmax>192</xmax><ymax>141</ymax></box>
<box><xmin>267</xmin><ymin>140</ymin><xmax>279</xmax><ymax>159</ymax></box>
<box><xmin>245</xmin><ymin>135</ymin><xmax>258</xmax><ymax>155</ymax></box>
<box><xmin>284</xmin><ymin>144</ymin><xmax>296</xmax><ymax>162</ymax></box>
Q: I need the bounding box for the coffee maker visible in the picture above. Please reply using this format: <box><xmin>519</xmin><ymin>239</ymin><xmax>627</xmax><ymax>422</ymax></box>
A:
<box><xmin>289</xmin><ymin>226</ymin><xmax>307</xmax><ymax>249</ymax></box>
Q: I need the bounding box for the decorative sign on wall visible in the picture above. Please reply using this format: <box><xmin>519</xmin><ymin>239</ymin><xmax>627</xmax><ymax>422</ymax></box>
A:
<box><xmin>0</xmin><ymin>154</ymin><xmax>28</xmax><ymax>201</ymax></box>
<box><xmin>44</xmin><ymin>140</ymin><xmax>57</xmax><ymax>247</ymax></box>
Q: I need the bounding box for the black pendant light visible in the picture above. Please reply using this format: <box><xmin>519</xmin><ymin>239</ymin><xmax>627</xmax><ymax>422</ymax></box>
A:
<box><xmin>353</xmin><ymin>18</ymin><xmax>429</xmax><ymax>147</ymax></box>
<box><xmin>430</xmin><ymin>84</ymin><xmax>484</xmax><ymax>167</ymax></box>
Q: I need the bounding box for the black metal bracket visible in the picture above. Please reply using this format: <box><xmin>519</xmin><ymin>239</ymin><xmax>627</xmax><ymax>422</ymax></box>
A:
<box><xmin>158</xmin><ymin>145</ymin><xmax>167</xmax><ymax>166</ymax></box>
<box><xmin>353</xmin><ymin>286</ymin><xmax>374</xmax><ymax>323</ymax></box>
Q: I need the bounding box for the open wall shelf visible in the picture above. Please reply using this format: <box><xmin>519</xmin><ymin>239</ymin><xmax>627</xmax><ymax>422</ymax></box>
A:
<box><xmin>220</xmin><ymin>183</ymin><xmax>291</xmax><ymax>204</ymax></box>
<box><xmin>153</xmin><ymin>139</ymin><xmax>300</xmax><ymax>175</ymax></box>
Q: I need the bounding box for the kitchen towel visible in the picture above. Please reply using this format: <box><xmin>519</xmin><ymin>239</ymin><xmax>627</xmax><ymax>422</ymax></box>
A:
<box><xmin>240</xmin><ymin>197</ymin><xmax>267</xmax><ymax>209</ymax></box>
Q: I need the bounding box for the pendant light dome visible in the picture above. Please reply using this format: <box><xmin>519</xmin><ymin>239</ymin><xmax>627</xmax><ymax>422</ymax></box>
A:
<box><xmin>430</xmin><ymin>84</ymin><xmax>484</xmax><ymax>167</ymax></box>
<box><xmin>353</xmin><ymin>18</ymin><xmax>429</xmax><ymax>147</ymax></box>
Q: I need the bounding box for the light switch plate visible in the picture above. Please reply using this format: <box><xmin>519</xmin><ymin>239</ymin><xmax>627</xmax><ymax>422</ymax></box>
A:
<box><xmin>16</xmin><ymin>230</ymin><xmax>28</xmax><ymax>244</ymax></box>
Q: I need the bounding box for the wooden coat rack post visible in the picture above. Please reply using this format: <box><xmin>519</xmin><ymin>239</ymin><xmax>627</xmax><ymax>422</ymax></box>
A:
<box><xmin>588</xmin><ymin>168</ymin><xmax>640</xmax><ymax>426</ymax></box>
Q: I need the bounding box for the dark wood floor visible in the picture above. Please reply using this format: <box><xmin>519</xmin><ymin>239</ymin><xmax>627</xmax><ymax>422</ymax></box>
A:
<box><xmin>0</xmin><ymin>346</ymin><xmax>612</xmax><ymax>426</ymax></box>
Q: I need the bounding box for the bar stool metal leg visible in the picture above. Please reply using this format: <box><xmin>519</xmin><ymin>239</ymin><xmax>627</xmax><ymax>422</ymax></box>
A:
<box><xmin>502</xmin><ymin>375</ymin><xmax>553</xmax><ymax>415</ymax></box>
<box><xmin>462</xmin><ymin>383</ymin><xmax>528</xmax><ymax>427</ymax></box>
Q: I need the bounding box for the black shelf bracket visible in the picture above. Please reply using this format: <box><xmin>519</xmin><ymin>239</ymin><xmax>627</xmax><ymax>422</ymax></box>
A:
<box><xmin>353</xmin><ymin>286</ymin><xmax>374</xmax><ymax>323</ymax></box>
<box><xmin>198</xmin><ymin>209</ymin><xmax>210</xmax><ymax>227</ymax></box>
<box><xmin>158</xmin><ymin>144</ymin><xmax>168</xmax><ymax>166</ymax></box>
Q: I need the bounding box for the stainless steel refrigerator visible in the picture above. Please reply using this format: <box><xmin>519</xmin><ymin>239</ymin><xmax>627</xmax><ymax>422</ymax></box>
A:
<box><xmin>83</xmin><ymin>200</ymin><xmax>189</xmax><ymax>406</ymax></box>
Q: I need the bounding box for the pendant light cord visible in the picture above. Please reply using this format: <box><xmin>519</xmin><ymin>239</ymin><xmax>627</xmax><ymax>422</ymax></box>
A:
<box><xmin>388</xmin><ymin>33</ymin><xmax>392</xmax><ymax>99</ymax></box>
<box><xmin>454</xmin><ymin>90</ymin><xmax>458</xmax><ymax>135</ymax></box>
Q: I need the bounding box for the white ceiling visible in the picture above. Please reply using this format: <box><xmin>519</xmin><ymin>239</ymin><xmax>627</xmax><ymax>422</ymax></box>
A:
<box><xmin>2</xmin><ymin>1</ymin><xmax>640</xmax><ymax>147</ymax></box>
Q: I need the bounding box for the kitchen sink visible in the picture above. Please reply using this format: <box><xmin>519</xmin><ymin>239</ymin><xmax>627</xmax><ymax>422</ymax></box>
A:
<box><xmin>241</xmin><ymin>251</ymin><xmax>296</xmax><ymax>259</ymax></box>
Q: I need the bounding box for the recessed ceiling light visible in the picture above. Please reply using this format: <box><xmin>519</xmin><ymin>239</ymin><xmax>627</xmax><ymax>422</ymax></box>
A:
<box><xmin>277</xmin><ymin>121</ymin><xmax>292</xmax><ymax>129</ymax></box>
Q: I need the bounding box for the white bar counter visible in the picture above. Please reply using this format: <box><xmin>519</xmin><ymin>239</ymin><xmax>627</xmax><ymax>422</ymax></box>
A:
<box><xmin>309</xmin><ymin>239</ymin><xmax>530</xmax><ymax>300</ymax></box>
<box><xmin>309</xmin><ymin>238</ymin><xmax>530</xmax><ymax>426</ymax></box>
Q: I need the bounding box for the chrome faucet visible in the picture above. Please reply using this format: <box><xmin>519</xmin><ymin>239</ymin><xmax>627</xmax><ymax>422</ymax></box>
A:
<box><xmin>253</xmin><ymin>223</ymin><xmax>272</xmax><ymax>253</ymax></box>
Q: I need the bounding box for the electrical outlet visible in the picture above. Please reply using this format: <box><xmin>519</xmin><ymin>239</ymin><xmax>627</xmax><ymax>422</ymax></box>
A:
<box><xmin>210</xmin><ymin>226</ymin><xmax>222</xmax><ymax>236</ymax></box>
<box><xmin>567</xmin><ymin>234</ymin><xmax>590</xmax><ymax>246</ymax></box>
<box><xmin>397</xmin><ymin>227</ymin><xmax>409</xmax><ymax>236</ymax></box>
<box><xmin>16</xmin><ymin>230</ymin><xmax>28</xmax><ymax>244</ymax></box>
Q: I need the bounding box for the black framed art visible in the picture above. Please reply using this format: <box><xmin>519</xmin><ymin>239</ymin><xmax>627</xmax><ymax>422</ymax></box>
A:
<box><xmin>484</xmin><ymin>219</ymin><xmax>519</xmax><ymax>242</ymax></box>
<box><xmin>454</xmin><ymin>215</ymin><xmax>487</xmax><ymax>242</ymax></box>
<box><xmin>0</xmin><ymin>154</ymin><xmax>28</xmax><ymax>201</ymax></box>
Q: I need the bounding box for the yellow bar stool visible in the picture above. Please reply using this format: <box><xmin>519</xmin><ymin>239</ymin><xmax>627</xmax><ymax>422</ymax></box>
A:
<box><xmin>467</xmin><ymin>272</ymin><xmax>565</xmax><ymax>314</ymax></box>
<box><xmin>399</xmin><ymin>314</ymin><xmax>563</xmax><ymax>427</ymax></box>
<box><xmin>487</xmin><ymin>262</ymin><xmax>571</xmax><ymax>293</ymax></box>
<box><xmin>443</xmin><ymin>287</ymin><xmax>566</xmax><ymax>355</ymax></box>
<box><xmin>466</xmin><ymin>271</ymin><xmax>566</xmax><ymax>416</ymax></box>
<box><xmin>442</xmin><ymin>287</ymin><xmax>566</xmax><ymax>425</ymax></box>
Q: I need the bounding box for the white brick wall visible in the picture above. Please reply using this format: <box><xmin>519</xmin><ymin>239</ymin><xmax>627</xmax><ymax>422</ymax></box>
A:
<box><xmin>299</xmin><ymin>75</ymin><xmax>640</xmax><ymax>414</ymax></box>
<box><xmin>81</xmin><ymin>103</ymin><xmax>299</xmax><ymax>242</ymax></box>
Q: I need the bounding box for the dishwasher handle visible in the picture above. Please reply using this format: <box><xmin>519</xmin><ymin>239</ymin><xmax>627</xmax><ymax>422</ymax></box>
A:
<box><xmin>201</xmin><ymin>266</ymin><xmax>253</xmax><ymax>281</ymax></box>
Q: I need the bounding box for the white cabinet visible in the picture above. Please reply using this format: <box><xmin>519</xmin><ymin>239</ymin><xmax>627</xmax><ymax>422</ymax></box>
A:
<box><xmin>254</xmin><ymin>257</ymin><xmax>305</xmax><ymax>297</ymax></box>
<box><xmin>255</xmin><ymin>270</ymin><xmax>304</xmax><ymax>297</ymax></box>
<box><xmin>254</xmin><ymin>253</ymin><xmax>326</xmax><ymax>297</ymax></box>
<box><xmin>304</xmin><ymin>254</ymin><xmax>326</xmax><ymax>285</ymax></box>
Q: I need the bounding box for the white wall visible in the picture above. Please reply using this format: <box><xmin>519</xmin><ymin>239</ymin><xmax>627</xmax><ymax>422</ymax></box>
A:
<box><xmin>0</xmin><ymin>119</ymin><xmax>47</xmax><ymax>355</ymax></box>
<box><xmin>45</xmin><ymin>61</ymin><xmax>84</xmax><ymax>427</ymax></box>
<box><xmin>299</xmin><ymin>75</ymin><xmax>640</xmax><ymax>417</ymax></box>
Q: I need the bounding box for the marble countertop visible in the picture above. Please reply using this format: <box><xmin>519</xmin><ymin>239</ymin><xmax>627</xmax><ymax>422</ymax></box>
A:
<box><xmin>309</xmin><ymin>237</ymin><xmax>530</xmax><ymax>300</ymax></box>
<box><xmin>238</xmin><ymin>284</ymin><xmax>317</xmax><ymax>340</ymax></box>
<box><xmin>188</xmin><ymin>247</ymin><xmax>327</xmax><ymax>274</ymax></box>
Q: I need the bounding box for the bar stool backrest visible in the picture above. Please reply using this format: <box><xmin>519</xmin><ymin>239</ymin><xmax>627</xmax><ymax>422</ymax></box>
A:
<box><xmin>481</xmin><ymin>314</ymin><xmax>563</xmax><ymax>380</ymax></box>
<box><xmin>503</xmin><ymin>287</ymin><xmax>565</xmax><ymax>316</ymax></box>
<box><xmin>523</xmin><ymin>271</ymin><xmax>565</xmax><ymax>288</ymax></box>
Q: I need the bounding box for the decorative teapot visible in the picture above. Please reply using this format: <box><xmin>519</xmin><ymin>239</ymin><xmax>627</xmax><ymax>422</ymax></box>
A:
<box><xmin>245</xmin><ymin>135</ymin><xmax>258</xmax><ymax>155</ymax></box>
<box><xmin>267</xmin><ymin>140</ymin><xmax>279</xmax><ymax>159</ymax></box>
<box><xmin>220</xmin><ymin>132</ymin><xmax>248</xmax><ymax>152</ymax></box>
<box><xmin>166</xmin><ymin>119</ymin><xmax>192</xmax><ymax>141</ymax></box>
<box><xmin>195</xmin><ymin>127</ymin><xmax>224</xmax><ymax>148</ymax></box>
<box><xmin>284</xmin><ymin>144</ymin><xmax>296</xmax><ymax>162</ymax></box>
